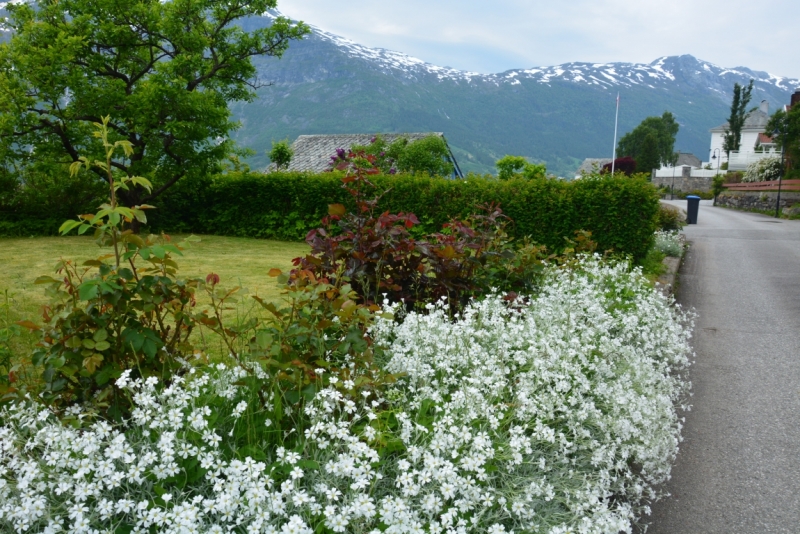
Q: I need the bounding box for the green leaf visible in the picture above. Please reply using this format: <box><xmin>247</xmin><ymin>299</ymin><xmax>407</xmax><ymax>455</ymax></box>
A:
<box><xmin>95</xmin><ymin>365</ymin><xmax>119</xmax><ymax>385</ymax></box>
<box><xmin>150</xmin><ymin>245</ymin><xmax>166</xmax><ymax>259</ymax></box>
<box><xmin>58</xmin><ymin>220</ymin><xmax>82</xmax><ymax>235</ymax></box>
<box><xmin>94</xmin><ymin>340</ymin><xmax>111</xmax><ymax>351</ymax></box>
<box><xmin>92</xmin><ymin>328</ymin><xmax>108</xmax><ymax>341</ymax></box>
<box><xmin>255</xmin><ymin>331</ymin><xmax>273</xmax><ymax>349</ymax></box>
<box><xmin>82</xmin><ymin>338</ymin><xmax>96</xmax><ymax>350</ymax></box>
<box><xmin>78</xmin><ymin>282</ymin><xmax>99</xmax><ymax>301</ymax></box>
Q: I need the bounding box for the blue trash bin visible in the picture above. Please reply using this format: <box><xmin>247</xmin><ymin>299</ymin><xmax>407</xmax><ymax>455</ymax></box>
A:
<box><xmin>686</xmin><ymin>195</ymin><xmax>700</xmax><ymax>224</ymax></box>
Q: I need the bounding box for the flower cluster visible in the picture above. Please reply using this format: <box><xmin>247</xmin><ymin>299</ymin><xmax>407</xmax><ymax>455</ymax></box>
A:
<box><xmin>0</xmin><ymin>256</ymin><xmax>693</xmax><ymax>534</ymax></box>
<box><xmin>371</xmin><ymin>255</ymin><xmax>693</xmax><ymax>532</ymax></box>
<box><xmin>743</xmin><ymin>156</ymin><xmax>782</xmax><ymax>182</ymax></box>
<box><xmin>653</xmin><ymin>231</ymin><xmax>683</xmax><ymax>257</ymax></box>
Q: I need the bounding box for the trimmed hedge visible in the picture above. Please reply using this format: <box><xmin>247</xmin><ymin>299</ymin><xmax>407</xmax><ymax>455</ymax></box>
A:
<box><xmin>149</xmin><ymin>171</ymin><xmax>660</xmax><ymax>261</ymax></box>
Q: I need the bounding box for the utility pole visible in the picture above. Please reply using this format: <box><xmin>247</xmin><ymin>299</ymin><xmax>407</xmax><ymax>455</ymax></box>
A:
<box><xmin>611</xmin><ymin>93</ymin><xmax>619</xmax><ymax>175</ymax></box>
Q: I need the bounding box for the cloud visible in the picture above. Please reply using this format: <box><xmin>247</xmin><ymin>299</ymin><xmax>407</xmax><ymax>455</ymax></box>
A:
<box><xmin>277</xmin><ymin>0</ymin><xmax>800</xmax><ymax>78</ymax></box>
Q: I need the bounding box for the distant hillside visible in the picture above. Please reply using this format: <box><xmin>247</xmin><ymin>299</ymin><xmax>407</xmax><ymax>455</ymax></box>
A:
<box><xmin>3</xmin><ymin>7</ymin><xmax>798</xmax><ymax>176</ymax></box>
<box><xmin>232</xmin><ymin>13</ymin><xmax>798</xmax><ymax>177</ymax></box>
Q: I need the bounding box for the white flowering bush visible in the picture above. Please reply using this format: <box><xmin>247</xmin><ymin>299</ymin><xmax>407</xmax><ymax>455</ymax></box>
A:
<box><xmin>742</xmin><ymin>157</ymin><xmax>783</xmax><ymax>182</ymax></box>
<box><xmin>0</xmin><ymin>256</ymin><xmax>693</xmax><ymax>534</ymax></box>
<box><xmin>653</xmin><ymin>231</ymin><xmax>683</xmax><ymax>257</ymax></box>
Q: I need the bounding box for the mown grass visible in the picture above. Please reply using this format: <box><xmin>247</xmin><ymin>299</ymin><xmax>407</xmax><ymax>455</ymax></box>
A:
<box><xmin>0</xmin><ymin>235</ymin><xmax>308</xmax><ymax>362</ymax></box>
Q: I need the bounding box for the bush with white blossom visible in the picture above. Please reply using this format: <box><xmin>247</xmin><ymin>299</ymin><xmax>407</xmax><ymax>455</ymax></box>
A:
<box><xmin>653</xmin><ymin>231</ymin><xmax>683</xmax><ymax>258</ymax></box>
<box><xmin>742</xmin><ymin>157</ymin><xmax>783</xmax><ymax>182</ymax></box>
<box><xmin>0</xmin><ymin>256</ymin><xmax>693</xmax><ymax>534</ymax></box>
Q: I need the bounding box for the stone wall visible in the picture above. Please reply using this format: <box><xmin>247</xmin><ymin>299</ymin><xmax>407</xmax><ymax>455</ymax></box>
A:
<box><xmin>651</xmin><ymin>166</ymin><xmax>714</xmax><ymax>193</ymax></box>
<box><xmin>715</xmin><ymin>191</ymin><xmax>800</xmax><ymax>215</ymax></box>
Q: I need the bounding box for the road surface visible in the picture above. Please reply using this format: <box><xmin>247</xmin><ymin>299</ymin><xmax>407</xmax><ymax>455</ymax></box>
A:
<box><xmin>646</xmin><ymin>200</ymin><xmax>800</xmax><ymax>533</ymax></box>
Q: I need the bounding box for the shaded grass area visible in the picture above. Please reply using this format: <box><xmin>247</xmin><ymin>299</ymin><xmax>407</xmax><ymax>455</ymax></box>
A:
<box><xmin>640</xmin><ymin>248</ymin><xmax>667</xmax><ymax>283</ymax></box>
<box><xmin>0</xmin><ymin>235</ymin><xmax>308</xmax><ymax>362</ymax></box>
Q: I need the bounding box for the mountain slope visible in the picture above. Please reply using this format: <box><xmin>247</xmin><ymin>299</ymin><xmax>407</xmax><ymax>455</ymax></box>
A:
<box><xmin>3</xmin><ymin>6</ymin><xmax>798</xmax><ymax>176</ymax></box>
<box><xmin>233</xmin><ymin>13</ymin><xmax>798</xmax><ymax>176</ymax></box>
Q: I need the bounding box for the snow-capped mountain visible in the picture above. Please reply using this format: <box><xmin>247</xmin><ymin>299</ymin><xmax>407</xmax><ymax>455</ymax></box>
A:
<box><xmin>233</xmin><ymin>13</ymin><xmax>798</xmax><ymax>175</ymax></box>
<box><xmin>2</xmin><ymin>5</ymin><xmax>798</xmax><ymax>175</ymax></box>
<box><xmin>308</xmin><ymin>17</ymin><xmax>796</xmax><ymax>96</ymax></box>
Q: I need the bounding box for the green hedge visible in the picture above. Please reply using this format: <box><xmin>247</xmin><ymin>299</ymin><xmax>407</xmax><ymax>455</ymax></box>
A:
<box><xmin>149</xmin><ymin>171</ymin><xmax>660</xmax><ymax>261</ymax></box>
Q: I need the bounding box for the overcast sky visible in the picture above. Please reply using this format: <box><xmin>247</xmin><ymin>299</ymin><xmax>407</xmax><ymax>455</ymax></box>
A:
<box><xmin>278</xmin><ymin>0</ymin><xmax>800</xmax><ymax>80</ymax></box>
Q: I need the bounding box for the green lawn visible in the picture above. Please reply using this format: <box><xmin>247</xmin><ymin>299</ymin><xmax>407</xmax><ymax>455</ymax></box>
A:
<box><xmin>0</xmin><ymin>234</ymin><xmax>308</xmax><ymax>362</ymax></box>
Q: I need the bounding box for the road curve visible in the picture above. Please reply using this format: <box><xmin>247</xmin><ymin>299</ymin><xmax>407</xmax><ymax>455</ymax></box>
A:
<box><xmin>646</xmin><ymin>201</ymin><xmax>800</xmax><ymax>533</ymax></box>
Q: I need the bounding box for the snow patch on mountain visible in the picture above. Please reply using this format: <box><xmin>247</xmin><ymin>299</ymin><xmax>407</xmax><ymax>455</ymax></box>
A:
<box><xmin>272</xmin><ymin>8</ymin><xmax>799</xmax><ymax>94</ymax></box>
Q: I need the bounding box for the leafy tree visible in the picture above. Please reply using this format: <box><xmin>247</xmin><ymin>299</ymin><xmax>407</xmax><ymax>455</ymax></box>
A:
<box><xmin>617</xmin><ymin>112</ymin><xmax>679</xmax><ymax>173</ymax></box>
<box><xmin>722</xmin><ymin>80</ymin><xmax>754</xmax><ymax>159</ymax></box>
<box><xmin>495</xmin><ymin>155</ymin><xmax>546</xmax><ymax>180</ymax></box>
<box><xmin>331</xmin><ymin>135</ymin><xmax>455</xmax><ymax>176</ymax></box>
<box><xmin>269</xmin><ymin>139</ymin><xmax>294</xmax><ymax>170</ymax></box>
<box><xmin>395</xmin><ymin>136</ymin><xmax>455</xmax><ymax>176</ymax></box>
<box><xmin>766</xmin><ymin>104</ymin><xmax>800</xmax><ymax>173</ymax></box>
<box><xmin>0</xmin><ymin>0</ymin><xmax>309</xmax><ymax>224</ymax></box>
<box><xmin>637</xmin><ymin>131</ymin><xmax>661</xmax><ymax>175</ymax></box>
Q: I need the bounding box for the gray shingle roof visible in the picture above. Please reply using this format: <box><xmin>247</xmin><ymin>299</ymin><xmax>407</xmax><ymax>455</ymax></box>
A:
<box><xmin>283</xmin><ymin>133</ymin><xmax>445</xmax><ymax>173</ymax></box>
<box><xmin>710</xmin><ymin>108</ymin><xmax>771</xmax><ymax>132</ymax></box>
<box><xmin>675</xmin><ymin>153</ymin><xmax>701</xmax><ymax>168</ymax></box>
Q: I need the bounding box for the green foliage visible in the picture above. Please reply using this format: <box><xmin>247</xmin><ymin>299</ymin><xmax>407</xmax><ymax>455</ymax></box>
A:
<box><xmin>0</xmin><ymin>290</ymin><xmax>23</xmax><ymax>398</ymax></box>
<box><xmin>656</xmin><ymin>204</ymin><xmax>685</xmax><ymax>232</ymax></box>
<box><xmin>294</xmin><ymin>159</ymin><xmax>531</xmax><ymax>311</ymax></box>
<box><xmin>722</xmin><ymin>80</ymin><xmax>754</xmax><ymax>156</ymax></box>
<box><xmin>495</xmin><ymin>155</ymin><xmax>546</xmax><ymax>180</ymax></box>
<box><xmin>152</xmin><ymin>170</ymin><xmax>660</xmax><ymax>262</ymax></box>
<box><xmin>216</xmin><ymin>267</ymin><xmax>398</xmax><ymax>449</ymax></box>
<box><xmin>15</xmin><ymin>119</ymin><xmax>208</xmax><ymax>418</ymax></box>
<box><xmin>637</xmin><ymin>130</ymin><xmax>661</xmax><ymax>174</ymax></box>
<box><xmin>0</xmin><ymin>0</ymin><xmax>309</xmax><ymax>211</ymax></box>
<box><xmin>640</xmin><ymin>247</ymin><xmax>667</xmax><ymax>279</ymax></box>
<box><xmin>712</xmin><ymin>174</ymin><xmax>726</xmax><ymax>201</ymax></box>
<box><xmin>766</xmin><ymin>105</ymin><xmax>800</xmax><ymax>172</ymax></box>
<box><xmin>0</xmin><ymin>162</ymin><xmax>106</xmax><ymax>237</ymax></box>
<box><xmin>396</xmin><ymin>136</ymin><xmax>455</xmax><ymax>176</ymax></box>
<box><xmin>617</xmin><ymin>112</ymin><xmax>680</xmax><ymax>171</ymax></box>
<box><xmin>331</xmin><ymin>135</ymin><xmax>455</xmax><ymax>176</ymax></box>
<box><xmin>268</xmin><ymin>140</ymin><xmax>294</xmax><ymax>170</ymax></box>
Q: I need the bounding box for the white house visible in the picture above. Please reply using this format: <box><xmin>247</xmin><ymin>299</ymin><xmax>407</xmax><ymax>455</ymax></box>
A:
<box><xmin>708</xmin><ymin>100</ymin><xmax>781</xmax><ymax>171</ymax></box>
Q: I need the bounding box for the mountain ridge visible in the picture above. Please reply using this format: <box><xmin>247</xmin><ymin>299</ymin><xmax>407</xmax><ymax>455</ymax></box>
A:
<box><xmin>235</xmin><ymin>13</ymin><xmax>798</xmax><ymax>175</ymax></box>
<box><xmin>3</xmin><ymin>6</ymin><xmax>798</xmax><ymax>176</ymax></box>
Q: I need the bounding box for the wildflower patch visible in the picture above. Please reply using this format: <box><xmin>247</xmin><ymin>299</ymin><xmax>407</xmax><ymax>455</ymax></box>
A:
<box><xmin>0</xmin><ymin>256</ymin><xmax>693</xmax><ymax>534</ymax></box>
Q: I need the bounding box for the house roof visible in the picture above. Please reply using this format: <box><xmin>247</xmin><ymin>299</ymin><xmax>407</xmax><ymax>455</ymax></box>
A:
<box><xmin>284</xmin><ymin>133</ymin><xmax>446</xmax><ymax>173</ymax></box>
<box><xmin>757</xmin><ymin>132</ymin><xmax>774</xmax><ymax>145</ymax></box>
<box><xmin>710</xmin><ymin>107</ymin><xmax>771</xmax><ymax>133</ymax></box>
<box><xmin>576</xmin><ymin>158</ymin><xmax>612</xmax><ymax>176</ymax></box>
<box><xmin>674</xmin><ymin>153</ymin><xmax>701</xmax><ymax>168</ymax></box>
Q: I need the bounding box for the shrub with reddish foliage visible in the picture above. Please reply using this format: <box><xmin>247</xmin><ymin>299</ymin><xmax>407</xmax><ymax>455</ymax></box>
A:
<box><xmin>292</xmin><ymin>158</ymin><xmax>515</xmax><ymax>310</ymax></box>
<box><xmin>602</xmin><ymin>157</ymin><xmax>637</xmax><ymax>176</ymax></box>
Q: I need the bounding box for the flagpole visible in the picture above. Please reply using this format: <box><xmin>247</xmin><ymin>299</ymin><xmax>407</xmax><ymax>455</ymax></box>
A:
<box><xmin>611</xmin><ymin>92</ymin><xmax>619</xmax><ymax>175</ymax></box>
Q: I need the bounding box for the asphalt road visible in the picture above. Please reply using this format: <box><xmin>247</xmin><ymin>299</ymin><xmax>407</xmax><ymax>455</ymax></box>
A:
<box><xmin>646</xmin><ymin>201</ymin><xmax>800</xmax><ymax>533</ymax></box>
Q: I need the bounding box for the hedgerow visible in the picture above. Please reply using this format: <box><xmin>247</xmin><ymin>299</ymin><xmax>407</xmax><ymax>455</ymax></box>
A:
<box><xmin>149</xmin><ymin>172</ymin><xmax>659</xmax><ymax>261</ymax></box>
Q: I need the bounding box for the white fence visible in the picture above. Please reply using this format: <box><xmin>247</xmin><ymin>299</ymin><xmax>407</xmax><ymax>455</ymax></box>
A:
<box><xmin>727</xmin><ymin>151</ymin><xmax>781</xmax><ymax>171</ymax></box>
<box><xmin>653</xmin><ymin>167</ymin><xmax>720</xmax><ymax>179</ymax></box>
